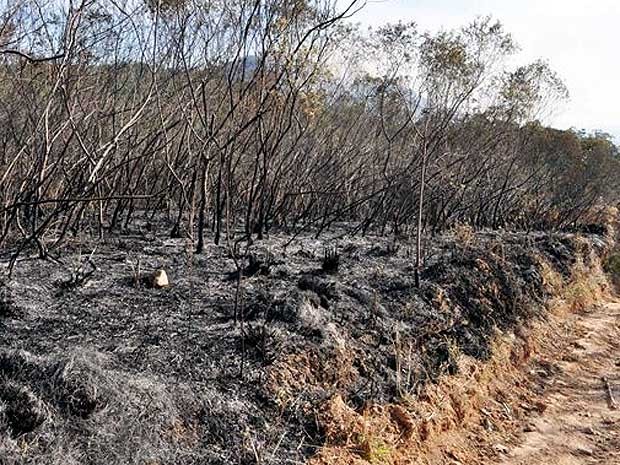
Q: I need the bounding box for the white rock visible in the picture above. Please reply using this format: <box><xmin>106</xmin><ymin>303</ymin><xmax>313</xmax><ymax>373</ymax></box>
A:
<box><xmin>576</xmin><ymin>446</ymin><xmax>593</xmax><ymax>456</ymax></box>
<box><xmin>152</xmin><ymin>269</ymin><xmax>170</xmax><ymax>288</ymax></box>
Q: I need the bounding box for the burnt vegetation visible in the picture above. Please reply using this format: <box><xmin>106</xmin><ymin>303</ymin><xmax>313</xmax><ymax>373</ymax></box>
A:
<box><xmin>0</xmin><ymin>0</ymin><xmax>619</xmax><ymax>464</ymax></box>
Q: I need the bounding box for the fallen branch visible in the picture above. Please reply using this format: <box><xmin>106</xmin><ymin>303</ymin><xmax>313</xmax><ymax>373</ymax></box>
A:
<box><xmin>602</xmin><ymin>376</ymin><xmax>618</xmax><ymax>410</ymax></box>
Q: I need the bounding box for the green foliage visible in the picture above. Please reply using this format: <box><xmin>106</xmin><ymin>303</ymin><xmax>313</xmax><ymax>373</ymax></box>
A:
<box><xmin>144</xmin><ymin>0</ymin><xmax>189</xmax><ymax>15</ymax></box>
<box><xmin>498</xmin><ymin>60</ymin><xmax>569</xmax><ymax>121</ymax></box>
<box><xmin>356</xmin><ymin>433</ymin><xmax>393</xmax><ymax>464</ymax></box>
<box><xmin>420</xmin><ymin>16</ymin><xmax>517</xmax><ymax>96</ymax></box>
<box><xmin>604</xmin><ymin>253</ymin><xmax>620</xmax><ymax>277</ymax></box>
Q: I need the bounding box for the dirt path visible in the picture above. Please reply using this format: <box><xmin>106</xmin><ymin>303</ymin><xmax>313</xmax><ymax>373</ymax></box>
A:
<box><xmin>499</xmin><ymin>301</ymin><xmax>620</xmax><ymax>465</ymax></box>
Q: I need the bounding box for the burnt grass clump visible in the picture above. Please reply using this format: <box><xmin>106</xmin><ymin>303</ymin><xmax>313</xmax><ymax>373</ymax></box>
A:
<box><xmin>0</xmin><ymin>282</ymin><xmax>19</xmax><ymax>320</ymax></box>
<box><xmin>0</xmin><ymin>225</ymin><xmax>613</xmax><ymax>464</ymax></box>
<box><xmin>0</xmin><ymin>381</ymin><xmax>47</xmax><ymax>437</ymax></box>
<box><xmin>0</xmin><ymin>349</ymin><xmax>204</xmax><ymax>464</ymax></box>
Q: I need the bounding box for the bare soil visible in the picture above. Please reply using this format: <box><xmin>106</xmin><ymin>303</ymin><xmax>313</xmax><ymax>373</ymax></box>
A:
<box><xmin>496</xmin><ymin>300</ymin><xmax>620</xmax><ymax>465</ymax></box>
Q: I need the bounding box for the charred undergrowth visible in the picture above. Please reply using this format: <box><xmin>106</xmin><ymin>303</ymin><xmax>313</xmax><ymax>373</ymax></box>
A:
<box><xmin>0</xmin><ymin>226</ymin><xmax>614</xmax><ymax>464</ymax></box>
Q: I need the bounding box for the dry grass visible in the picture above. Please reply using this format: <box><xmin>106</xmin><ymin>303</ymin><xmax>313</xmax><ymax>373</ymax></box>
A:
<box><xmin>310</xmin><ymin>254</ymin><xmax>612</xmax><ymax>465</ymax></box>
<box><xmin>311</xmin><ymin>333</ymin><xmax>533</xmax><ymax>465</ymax></box>
<box><xmin>560</xmin><ymin>257</ymin><xmax>610</xmax><ymax>312</ymax></box>
<box><xmin>451</xmin><ymin>223</ymin><xmax>476</xmax><ymax>248</ymax></box>
<box><xmin>267</xmin><ymin>344</ymin><xmax>358</xmax><ymax>410</ymax></box>
<box><xmin>582</xmin><ymin>205</ymin><xmax>619</xmax><ymax>231</ymax></box>
<box><xmin>538</xmin><ymin>257</ymin><xmax>564</xmax><ymax>294</ymax></box>
<box><xmin>0</xmin><ymin>349</ymin><xmax>202</xmax><ymax>465</ymax></box>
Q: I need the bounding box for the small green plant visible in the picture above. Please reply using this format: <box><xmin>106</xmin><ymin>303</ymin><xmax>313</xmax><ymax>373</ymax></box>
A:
<box><xmin>356</xmin><ymin>433</ymin><xmax>393</xmax><ymax>464</ymax></box>
<box><xmin>604</xmin><ymin>253</ymin><xmax>620</xmax><ymax>277</ymax></box>
<box><xmin>564</xmin><ymin>272</ymin><xmax>605</xmax><ymax>311</ymax></box>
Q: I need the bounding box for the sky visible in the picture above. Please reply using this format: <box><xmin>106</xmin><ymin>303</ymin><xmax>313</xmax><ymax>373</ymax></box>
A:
<box><xmin>340</xmin><ymin>0</ymin><xmax>620</xmax><ymax>141</ymax></box>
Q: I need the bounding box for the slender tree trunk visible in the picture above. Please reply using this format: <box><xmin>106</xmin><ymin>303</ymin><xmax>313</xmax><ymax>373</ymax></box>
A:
<box><xmin>196</xmin><ymin>156</ymin><xmax>209</xmax><ymax>254</ymax></box>
<box><xmin>415</xmin><ymin>141</ymin><xmax>428</xmax><ymax>288</ymax></box>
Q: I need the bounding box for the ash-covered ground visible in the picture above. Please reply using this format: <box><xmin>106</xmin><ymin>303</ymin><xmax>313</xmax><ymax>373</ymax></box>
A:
<box><xmin>0</xmin><ymin>223</ymin><xmax>612</xmax><ymax>464</ymax></box>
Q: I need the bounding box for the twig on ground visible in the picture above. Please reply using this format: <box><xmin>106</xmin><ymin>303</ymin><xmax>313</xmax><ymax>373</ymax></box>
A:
<box><xmin>602</xmin><ymin>376</ymin><xmax>618</xmax><ymax>410</ymax></box>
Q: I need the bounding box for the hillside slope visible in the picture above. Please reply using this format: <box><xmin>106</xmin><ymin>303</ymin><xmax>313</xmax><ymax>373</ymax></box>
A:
<box><xmin>0</xmin><ymin>226</ymin><xmax>616</xmax><ymax>464</ymax></box>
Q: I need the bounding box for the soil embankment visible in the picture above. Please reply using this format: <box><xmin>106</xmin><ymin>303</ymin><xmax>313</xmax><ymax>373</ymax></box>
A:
<box><xmin>313</xmin><ymin>241</ymin><xmax>620</xmax><ymax>465</ymax></box>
